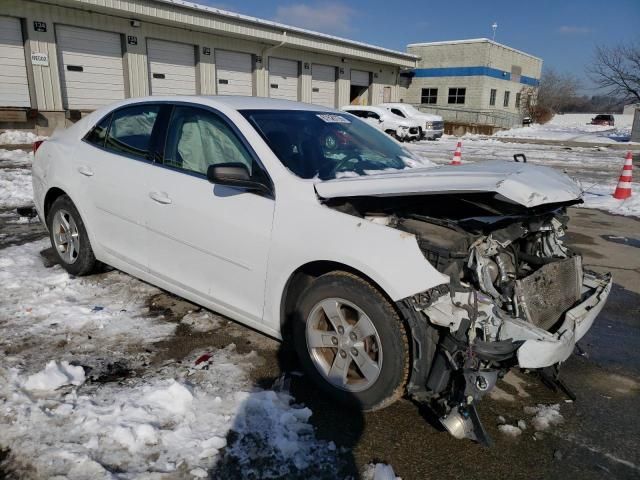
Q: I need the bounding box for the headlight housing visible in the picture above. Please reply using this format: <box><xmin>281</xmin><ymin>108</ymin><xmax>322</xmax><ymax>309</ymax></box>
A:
<box><xmin>426</xmin><ymin>122</ymin><xmax>433</xmax><ymax>129</ymax></box>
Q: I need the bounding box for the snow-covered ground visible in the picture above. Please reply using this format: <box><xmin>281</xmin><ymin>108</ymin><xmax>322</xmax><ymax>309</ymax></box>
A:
<box><xmin>494</xmin><ymin>113</ymin><xmax>635</xmax><ymax>144</ymax></box>
<box><xmin>0</xmin><ymin>240</ymin><xmax>343</xmax><ymax>478</ymax></box>
<box><xmin>0</xmin><ymin>149</ymin><xmax>33</xmax><ymax>209</ymax></box>
<box><xmin>0</xmin><ymin>129</ymin><xmax>46</xmax><ymax>145</ymax></box>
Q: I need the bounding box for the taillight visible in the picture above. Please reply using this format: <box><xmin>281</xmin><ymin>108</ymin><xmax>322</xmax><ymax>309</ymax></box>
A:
<box><xmin>33</xmin><ymin>140</ymin><xmax>44</xmax><ymax>154</ymax></box>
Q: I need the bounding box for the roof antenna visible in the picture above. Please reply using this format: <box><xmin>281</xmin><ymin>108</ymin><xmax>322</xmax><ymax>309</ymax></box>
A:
<box><xmin>491</xmin><ymin>22</ymin><xmax>498</xmax><ymax>41</ymax></box>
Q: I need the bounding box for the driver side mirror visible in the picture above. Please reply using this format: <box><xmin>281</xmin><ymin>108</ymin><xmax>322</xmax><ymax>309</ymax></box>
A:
<box><xmin>206</xmin><ymin>163</ymin><xmax>271</xmax><ymax>196</ymax></box>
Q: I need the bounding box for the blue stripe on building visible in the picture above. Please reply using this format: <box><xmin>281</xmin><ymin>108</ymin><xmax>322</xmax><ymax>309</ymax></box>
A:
<box><xmin>410</xmin><ymin>67</ymin><xmax>539</xmax><ymax>86</ymax></box>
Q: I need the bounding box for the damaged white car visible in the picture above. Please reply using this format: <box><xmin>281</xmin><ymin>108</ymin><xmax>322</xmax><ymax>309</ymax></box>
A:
<box><xmin>32</xmin><ymin>97</ymin><xmax>611</xmax><ymax>444</ymax></box>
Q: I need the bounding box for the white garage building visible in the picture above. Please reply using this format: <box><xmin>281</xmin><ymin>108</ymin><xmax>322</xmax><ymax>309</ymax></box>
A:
<box><xmin>0</xmin><ymin>0</ymin><xmax>417</xmax><ymax>130</ymax></box>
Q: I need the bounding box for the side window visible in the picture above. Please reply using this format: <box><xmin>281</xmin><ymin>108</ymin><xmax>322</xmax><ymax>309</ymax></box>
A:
<box><xmin>85</xmin><ymin>113</ymin><xmax>112</xmax><ymax>148</ymax></box>
<box><xmin>368</xmin><ymin>112</ymin><xmax>380</xmax><ymax>120</ymax></box>
<box><xmin>391</xmin><ymin>108</ymin><xmax>405</xmax><ymax>117</ymax></box>
<box><xmin>105</xmin><ymin>104</ymin><xmax>160</xmax><ymax>159</ymax></box>
<box><xmin>164</xmin><ymin>105</ymin><xmax>256</xmax><ymax>177</ymax></box>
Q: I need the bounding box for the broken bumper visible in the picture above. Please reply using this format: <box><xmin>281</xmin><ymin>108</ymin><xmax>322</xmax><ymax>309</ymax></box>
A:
<box><xmin>501</xmin><ymin>272</ymin><xmax>612</xmax><ymax>369</ymax></box>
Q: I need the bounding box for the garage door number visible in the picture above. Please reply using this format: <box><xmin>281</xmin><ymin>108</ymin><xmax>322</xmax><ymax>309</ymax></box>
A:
<box><xmin>31</xmin><ymin>52</ymin><xmax>49</xmax><ymax>66</ymax></box>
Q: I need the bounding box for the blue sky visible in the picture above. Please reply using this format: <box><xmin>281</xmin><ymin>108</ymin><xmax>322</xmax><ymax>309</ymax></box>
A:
<box><xmin>203</xmin><ymin>0</ymin><xmax>639</xmax><ymax>93</ymax></box>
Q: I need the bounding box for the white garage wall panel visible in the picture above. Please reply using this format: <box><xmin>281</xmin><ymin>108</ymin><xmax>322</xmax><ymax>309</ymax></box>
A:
<box><xmin>215</xmin><ymin>50</ymin><xmax>252</xmax><ymax>96</ymax></box>
<box><xmin>269</xmin><ymin>57</ymin><xmax>298</xmax><ymax>101</ymax></box>
<box><xmin>0</xmin><ymin>16</ymin><xmax>30</xmax><ymax>108</ymax></box>
<box><xmin>56</xmin><ymin>25</ymin><xmax>125</xmax><ymax>110</ymax></box>
<box><xmin>147</xmin><ymin>39</ymin><xmax>196</xmax><ymax>96</ymax></box>
<box><xmin>351</xmin><ymin>70</ymin><xmax>371</xmax><ymax>86</ymax></box>
<box><xmin>311</xmin><ymin>64</ymin><xmax>336</xmax><ymax>108</ymax></box>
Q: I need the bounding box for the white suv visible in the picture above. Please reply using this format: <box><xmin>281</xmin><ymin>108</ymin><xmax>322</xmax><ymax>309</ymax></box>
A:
<box><xmin>379</xmin><ymin>103</ymin><xmax>444</xmax><ymax>140</ymax></box>
<box><xmin>340</xmin><ymin>105</ymin><xmax>420</xmax><ymax>142</ymax></box>
<box><xmin>32</xmin><ymin>96</ymin><xmax>610</xmax><ymax>444</ymax></box>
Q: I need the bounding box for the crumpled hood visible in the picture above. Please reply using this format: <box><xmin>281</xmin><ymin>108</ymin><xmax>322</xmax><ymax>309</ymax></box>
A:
<box><xmin>314</xmin><ymin>160</ymin><xmax>583</xmax><ymax>208</ymax></box>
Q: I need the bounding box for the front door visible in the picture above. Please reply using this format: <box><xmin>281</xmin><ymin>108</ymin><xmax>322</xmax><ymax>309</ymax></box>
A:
<box><xmin>144</xmin><ymin>104</ymin><xmax>275</xmax><ymax>323</ymax></box>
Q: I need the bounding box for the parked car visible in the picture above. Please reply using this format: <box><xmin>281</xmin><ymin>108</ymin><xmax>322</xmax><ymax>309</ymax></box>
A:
<box><xmin>590</xmin><ymin>114</ymin><xmax>615</xmax><ymax>126</ymax></box>
<box><xmin>33</xmin><ymin>96</ymin><xmax>611</xmax><ymax>443</ymax></box>
<box><xmin>340</xmin><ymin>105</ymin><xmax>421</xmax><ymax>141</ymax></box>
<box><xmin>379</xmin><ymin>102</ymin><xmax>444</xmax><ymax>140</ymax></box>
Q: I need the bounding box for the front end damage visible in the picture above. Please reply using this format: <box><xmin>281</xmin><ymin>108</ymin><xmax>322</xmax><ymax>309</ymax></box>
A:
<box><xmin>326</xmin><ymin>192</ymin><xmax>612</xmax><ymax>444</ymax></box>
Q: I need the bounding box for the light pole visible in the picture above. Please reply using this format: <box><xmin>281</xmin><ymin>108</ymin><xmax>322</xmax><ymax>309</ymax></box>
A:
<box><xmin>492</xmin><ymin>22</ymin><xmax>498</xmax><ymax>41</ymax></box>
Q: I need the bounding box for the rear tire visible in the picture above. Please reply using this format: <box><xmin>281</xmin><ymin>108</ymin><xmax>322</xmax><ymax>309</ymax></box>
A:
<box><xmin>47</xmin><ymin>195</ymin><xmax>97</xmax><ymax>276</ymax></box>
<box><xmin>292</xmin><ymin>271</ymin><xmax>410</xmax><ymax>411</ymax></box>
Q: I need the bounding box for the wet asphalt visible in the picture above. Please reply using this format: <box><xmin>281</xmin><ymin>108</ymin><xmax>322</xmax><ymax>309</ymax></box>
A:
<box><xmin>1</xmin><ymin>203</ymin><xmax>639</xmax><ymax>479</ymax></box>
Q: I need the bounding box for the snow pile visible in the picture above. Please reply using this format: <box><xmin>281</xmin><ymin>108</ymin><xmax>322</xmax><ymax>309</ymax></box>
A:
<box><xmin>1</xmin><ymin>347</ymin><xmax>339</xmax><ymax>478</ymax></box>
<box><xmin>498</xmin><ymin>424</ymin><xmax>523</xmax><ymax>437</ymax></box>
<box><xmin>23</xmin><ymin>360</ymin><xmax>86</xmax><ymax>391</ymax></box>
<box><xmin>494</xmin><ymin>113</ymin><xmax>635</xmax><ymax>144</ymax></box>
<box><xmin>181</xmin><ymin>310</ymin><xmax>223</xmax><ymax>332</ymax></box>
<box><xmin>579</xmin><ymin>181</ymin><xmax>640</xmax><ymax>218</ymax></box>
<box><xmin>0</xmin><ymin>130</ymin><xmax>46</xmax><ymax>145</ymax></box>
<box><xmin>362</xmin><ymin>462</ymin><xmax>402</xmax><ymax>480</ymax></box>
<box><xmin>0</xmin><ymin>239</ymin><xmax>343</xmax><ymax>477</ymax></box>
<box><xmin>524</xmin><ymin>404</ymin><xmax>565</xmax><ymax>431</ymax></box>
<box><xmin>0</xmin><ymin>149</ymin><xmax>33</xmax><ymax>209</ymax></box>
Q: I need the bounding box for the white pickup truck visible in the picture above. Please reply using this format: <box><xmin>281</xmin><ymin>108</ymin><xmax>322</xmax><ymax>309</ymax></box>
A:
<box><xmin>379</xmin><ymin>103</ymin><xmax>444</xmax><ymax>140</ymax></box>
<box><xmin>340</xmin><ymin>105</ymin><xmax>421</xmax><ymax>142</ymax></box>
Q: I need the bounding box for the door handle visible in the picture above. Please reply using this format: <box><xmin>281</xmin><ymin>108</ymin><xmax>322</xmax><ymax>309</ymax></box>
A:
<box><xmin>78</xmin><ymin>166</ymin><xmax>94</xmax><ymax>177</ymax></box>
<box><xmin>149</xmin><ymin>191</ymin><xmax>172</xmax><ymax>204</ymax></box>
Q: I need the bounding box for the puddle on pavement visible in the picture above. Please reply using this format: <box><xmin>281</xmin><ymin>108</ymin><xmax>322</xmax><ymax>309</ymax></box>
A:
<box><xmin>601</xmin><ymin>234</ymin><xmax>640</xmax><ymax>248</ymax></box>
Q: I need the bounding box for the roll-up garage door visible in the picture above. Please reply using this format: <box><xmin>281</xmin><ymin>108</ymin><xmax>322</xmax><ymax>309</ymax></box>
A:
<box><xmin>311</xmin><ymin>64</ymin><xmax>336</xmax><ymax>108</ymax></box>
<box><xmin>0</xmin><ymin>17</ymin><xmax>30</xmax><ymax>107</ymax></box>
<box><xmin>215</xmin><ymin>50</ymin><xmax>252</xmax><ymax>96</ymax></box>
<box><xmin>350</xmin><ymin>69</ymin><xmax>371</xmax><ymax>105</ymax></box>
<box><xmin>269</xmin><ymin>57</ymin><xmax>298</xmax><ymax>101</ymax></box>
<box><xmin>57</xmin><ymin>25</ymin><xmax>125</xmax><ymax>110</ymax></box>
<box><xmin>148</xmin><ymin>39</ymin><xmax>196</xmax><ymax>96</ymax></box>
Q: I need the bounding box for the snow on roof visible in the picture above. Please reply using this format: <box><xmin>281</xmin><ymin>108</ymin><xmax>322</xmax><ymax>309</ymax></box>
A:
<box><xmin>407</xmin><ymin>38</ymin><xmax>542</xmax><ymax>62</ymax></box>
<box><xmin>150</xmin><ymin>0</ymin><xmax>418</xmax><ymax>60</ymax></box>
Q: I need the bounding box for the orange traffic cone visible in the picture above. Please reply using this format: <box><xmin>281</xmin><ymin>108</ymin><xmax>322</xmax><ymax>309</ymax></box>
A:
<box><xmin>613</xmin><ymin>151</ymin><xmax>633</xmax><ymax>199</ymax></box>
<box><xmin>451</xmin><ymin>141</ymin><xmax>462</xmax><ymax>165</ymax></box>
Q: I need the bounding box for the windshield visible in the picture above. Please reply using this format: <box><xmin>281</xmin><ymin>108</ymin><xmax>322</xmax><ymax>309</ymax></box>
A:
<box><xmin>240</xmin><ymin>109</ymin><xmax>418</xmax><ymax>180</ymax></box>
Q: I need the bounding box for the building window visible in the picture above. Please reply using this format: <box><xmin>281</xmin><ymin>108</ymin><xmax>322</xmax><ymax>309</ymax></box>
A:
<box><xmin>503</xmin><ymin>91</ymin><xmax>510</xmax><ymax>107</ymax></box>
<box><xmin>489</xmin><ymin>89</ymin><xmax>497</xmax><ymax>106</ymax></box>
<box><xmin>421</xmin><ymin>88</ymin><xmax>438</xmax><ymax>104</ymax></box>
<box><xmin>515</xmin><ymin>92</ymin><xmax>521</xmax><ymax>109</ymax></box>
<box><xmin>448</xmin><ymin>88</ymin><xmax>466</xmax><ymax>104</ymax></box>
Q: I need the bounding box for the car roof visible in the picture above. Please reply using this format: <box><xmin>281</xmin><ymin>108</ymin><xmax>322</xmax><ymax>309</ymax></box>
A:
<box><xmin>93</xmin><ymin>95</ymin><xmax>338</xmax><ymax>113</ymax></box>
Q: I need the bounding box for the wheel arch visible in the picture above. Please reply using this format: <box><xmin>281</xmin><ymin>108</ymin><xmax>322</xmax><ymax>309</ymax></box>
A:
<box><xmin>279</xmin><ymin>260</ymin><xmax>398</xmax><ymax>340</ymax></box>
<box><xmin>44</xmin><ymin>187</ymin><xmax>69</xmax><ymax>221</ymax></box>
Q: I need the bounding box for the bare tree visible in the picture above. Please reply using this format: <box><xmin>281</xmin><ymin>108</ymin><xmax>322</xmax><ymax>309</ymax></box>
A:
<box><xmin>588</xmin><ymin>41</ymin><xmax>640</xmax><ymax>103</ymax></box>
<box><xmin>536</xmin><ymin>68</ymin><xmax>582</xmax><ymax>112</ymax></box>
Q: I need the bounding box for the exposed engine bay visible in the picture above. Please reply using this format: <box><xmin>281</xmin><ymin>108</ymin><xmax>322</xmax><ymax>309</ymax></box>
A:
<box><xmin>325</xmin><ymin>192</ymin><xmax>612</xmax><ymax>444</ymax></box>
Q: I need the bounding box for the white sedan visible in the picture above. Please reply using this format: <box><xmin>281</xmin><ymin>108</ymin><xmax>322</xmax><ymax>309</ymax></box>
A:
<box><xmin>32</xmin><ymin>96</ymin><xmax>611</xmax><ymax>443</ymax></box>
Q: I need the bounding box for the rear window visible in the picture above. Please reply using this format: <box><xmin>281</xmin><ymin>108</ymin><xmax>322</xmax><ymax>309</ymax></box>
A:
<box><xmin>105</xmin><ymin>104</ymin><xmax>160</xmax><ymax>159</ymax></box>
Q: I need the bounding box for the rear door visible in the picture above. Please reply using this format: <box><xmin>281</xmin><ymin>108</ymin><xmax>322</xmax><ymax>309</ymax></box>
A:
<box><xmin>269</xmin><ymin>58</ymin><xmax>298</xmax><ymax>101</ymax></box>
<box><xmin>73</xmin><ymin>103</ymin><xmax>161</xmax><ymax>270</ymax></box>
<box><xmin>215</xmin><ymin>50</ymin><xmax>253</xmax><ymax>96</ymax></box>
<box><xmin>56</xmin><ymin>25</ymin><xmax>125</xmax><ymax>109</ymax></box>
<box><xmin>147</xmin><ymin>39</ymin><xmax>197</xmax><ymax>96</ymax></box>
<box><xmin>144</xmin><ymin>103</ymin><xmax>275</xmax><ymax>322</ymax></box>
<box><xmin>0</xmin><ymin>16</ymin><xmax>30</xmax><ymax>107</ymax></box>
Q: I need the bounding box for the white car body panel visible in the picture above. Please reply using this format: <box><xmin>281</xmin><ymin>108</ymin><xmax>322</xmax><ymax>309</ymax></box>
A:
<box><xmin>314</xmin><ymin>160</ymin><xmax>583</xmax><ymax>208</ymax></box>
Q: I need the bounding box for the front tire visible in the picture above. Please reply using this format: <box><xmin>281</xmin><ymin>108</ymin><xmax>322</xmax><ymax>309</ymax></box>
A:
<box><xmin>47</xmin><ymin>195</ymin><xmax>97</xmax><ymax>276</ymax></box>
<box><xmin>292</xmin><ymin>271</ymin><xmax>410</xmax><ymax>411</ymax></box>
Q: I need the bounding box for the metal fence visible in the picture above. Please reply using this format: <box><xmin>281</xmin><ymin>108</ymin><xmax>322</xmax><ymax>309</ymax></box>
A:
<box><xmin>411</xmin><ymin>104</ymin><xmax>523</xmax><ymax>129</ymax></box>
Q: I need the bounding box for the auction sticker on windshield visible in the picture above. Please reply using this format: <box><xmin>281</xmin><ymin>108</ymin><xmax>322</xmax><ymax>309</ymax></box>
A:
<box><xmin>316</xmin><ymin>114</ymin><xmax>351</xmax><ymax>123</ymax></box>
